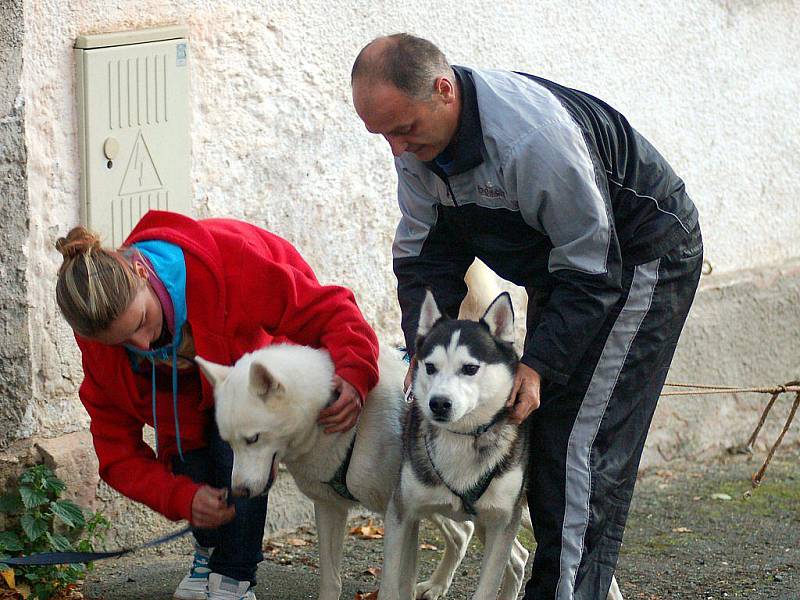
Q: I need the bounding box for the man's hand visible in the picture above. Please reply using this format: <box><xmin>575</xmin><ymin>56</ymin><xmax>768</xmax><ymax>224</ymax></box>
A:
<box><xmin>191</xmin><ymin>485</ymin><xmax>235</xmax><ymax>529</ymax></box>
<box><xmin>507</xmin><ymin>362</ymin><xmax>541</xmax><ymax>424</ymax></box>
<box><xmin>318</xmin><ymin>375</ymin><xmax>363</xmax><ymax>433</ymax></box>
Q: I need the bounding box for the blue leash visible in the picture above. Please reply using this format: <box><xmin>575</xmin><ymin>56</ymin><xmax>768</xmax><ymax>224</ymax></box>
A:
<box><xmin>1</xmin><ymin>526</ymin><xmax>191</xmax><ymax>566</ymax></box>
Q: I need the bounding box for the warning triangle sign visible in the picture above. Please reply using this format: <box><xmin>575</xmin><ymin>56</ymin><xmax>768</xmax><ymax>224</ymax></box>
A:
<box><xmin>119</xmin><ymin>131</ymin><xmax>163</xmax><ymax>196</ymax></box>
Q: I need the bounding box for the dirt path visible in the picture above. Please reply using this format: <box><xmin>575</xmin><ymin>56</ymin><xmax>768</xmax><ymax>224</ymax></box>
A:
<box><xmin>84</xmin><ymin>445</ymin><xmax>799</xmax><ymax>599</ymax></box>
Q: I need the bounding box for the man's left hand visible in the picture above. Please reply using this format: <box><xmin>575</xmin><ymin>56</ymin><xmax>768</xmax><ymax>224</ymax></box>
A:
<box><xmin>318</xmin><ymin>375</ymin><xmax>363</xmax><ymax>433</ymax></box>
<box><xmin>507</xmin><ymin>362</ymin><xmax>541</xmax><ymax>424</ymax></box>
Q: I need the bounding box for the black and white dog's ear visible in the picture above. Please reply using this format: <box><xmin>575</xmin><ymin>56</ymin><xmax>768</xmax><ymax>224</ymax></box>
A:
<box><xmin>249</xmin><ymin>361</ymin><xmax>283</xmax><ymax>399</ymax></box>
<box><xmin>417</xmin><ymin>289</ymin><xmax>444</xmax><ymax>339</ymax></box>
<box><xmin>481</xmin><ymin>292</ymin><xmax>515</xmax><ymax>344</ymax></box>
<box><xmin>196</xmin><ymin>357</ymin><xmax>232</xmax><ymax>387</ymax></box>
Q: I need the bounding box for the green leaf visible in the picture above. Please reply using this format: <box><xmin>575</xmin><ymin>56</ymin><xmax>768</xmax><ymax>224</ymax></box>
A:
<box><xmin>0</xmin><ymin>531</ymin><xmax>23</xmax><ymax>552</ymax></box>
<box><xmin>20</xmin><ymin>514</ymin><xmax>49</xmax><ymax>542</ymax></box>
<box><xmin>19</xmin><ymin>465</ymin><xmax>49</xmax><ymax>487</ymax></box>
<box><xmin>20</xmin><ymin>486</ymin><xmax>49</xmax><ymax>509</ymax></box>
<box><xmin>42</xmin><ymin>475</ymin><xmax>66</xmax><ymax>496</ymax></box>
<box><xmin>51</xmin><ymin>500</ymin><xmax>85</xmax><ymax>529</ymax></box>
<box><xmin>45</xmin><ymin>531</ymin><xmax>73</xmax><ymax>552</ymax></box>
<box><xmin>0</xmin><ymin>492</ymin><xmax>23</xmax><ymax>513</ymax></box>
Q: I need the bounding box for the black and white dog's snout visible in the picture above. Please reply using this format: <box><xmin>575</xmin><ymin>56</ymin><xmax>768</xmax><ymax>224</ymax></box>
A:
<box><xmin>429</xmin><ymin>395</ymin><xmax>452</xmax><ymax>420</ymax></box>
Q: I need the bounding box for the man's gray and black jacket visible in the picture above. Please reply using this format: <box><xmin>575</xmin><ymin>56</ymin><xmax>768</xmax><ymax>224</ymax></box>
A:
<box><xmin>393</xmin><ymin>66</ymin><xmax>698</xmax><ymax>386</ymax></box>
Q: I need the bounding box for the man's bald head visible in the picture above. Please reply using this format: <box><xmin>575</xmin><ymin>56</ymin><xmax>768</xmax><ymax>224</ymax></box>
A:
<box><xmin>351</xmin><ymin>33</ymin><xmax>453</xmax><ymax>100</ymax></box>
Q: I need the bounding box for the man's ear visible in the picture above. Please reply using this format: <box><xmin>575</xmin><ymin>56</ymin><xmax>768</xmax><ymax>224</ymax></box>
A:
<box><xmin>435</xmin><ymin>76</ymin><xmax>456</xmax><ymax>103</ymax></box>
<box><xmin>481</xmin><ymin>292</ymin><xmax>515</xmax><ymax>344</ymax></box>
<box><xmin>196</xmin><ymin>357</ymin><xmax>232</xmax><ymax>387</ymax></box>
<box><xmin>249</xmin><ymin>361</ymin><xmax>283</xmax><ymax>399</ymax></box>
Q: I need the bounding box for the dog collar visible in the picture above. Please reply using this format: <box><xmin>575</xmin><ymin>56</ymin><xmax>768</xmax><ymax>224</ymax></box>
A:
<box><xmin>441</xmin><ymin>407</ymin><xmax>510</xmax><ymax>437</ymax></box>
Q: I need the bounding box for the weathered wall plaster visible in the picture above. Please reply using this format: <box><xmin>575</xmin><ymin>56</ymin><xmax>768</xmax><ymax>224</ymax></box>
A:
<box><xmin>0</xmin><ymin>0</ymin><xmax>31</xmax><ymax>449</ymax></box>
<box><xmin>2</xmin><ymin>0</ymin><xmax>797</xmax><ymax>539</ymax></box>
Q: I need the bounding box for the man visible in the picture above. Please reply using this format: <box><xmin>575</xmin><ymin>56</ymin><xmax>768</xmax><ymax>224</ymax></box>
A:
<box><xmin>351</xmin><ymin>34</ymin><xmax>702</xmax><ymax>599</ymax></box>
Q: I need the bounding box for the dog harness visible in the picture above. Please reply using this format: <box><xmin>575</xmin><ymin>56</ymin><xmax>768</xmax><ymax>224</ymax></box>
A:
<box><xmin>423</xmin><ymin>409</ymin><xmax>510</xmax><ymax>515</ymax></box>
<box><xmin>325</xmin><ymin>433</ymin><xmax>358</xmax><ymax>502</ymax></box>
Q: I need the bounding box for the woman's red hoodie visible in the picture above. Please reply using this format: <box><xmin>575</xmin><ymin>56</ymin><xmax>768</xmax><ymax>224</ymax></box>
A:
<box><xmin>75</xmin><ymin>211</ymin><xmax>379</xmax><ymax>522</ymax></box>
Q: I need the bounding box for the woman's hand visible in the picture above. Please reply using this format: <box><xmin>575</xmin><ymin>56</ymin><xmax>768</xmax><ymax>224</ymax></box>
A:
<box><xmin>318</xmin><ymin>376</ymin><xmax>363</xmax><ymax>433</ymax></box>
<box><xmin>191</xmin><ymin>485</ymin><xmax>236</xmax><ymax>529</ymax></box>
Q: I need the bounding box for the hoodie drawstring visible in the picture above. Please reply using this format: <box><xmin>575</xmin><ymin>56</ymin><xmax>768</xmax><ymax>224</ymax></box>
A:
<box><xmin>148</xmin><ymin>347</ymin><xmax>185</xmax><ymax>463</ymax></box>
<box><xmin>172</xmin><ymin>343</ymin><xmax>184</xmax><ymax>462</ymax></box>
<box><xmin>150</xmin><ymin>356</ymin><xmax>159</xmax><ymax>458</ymax></box>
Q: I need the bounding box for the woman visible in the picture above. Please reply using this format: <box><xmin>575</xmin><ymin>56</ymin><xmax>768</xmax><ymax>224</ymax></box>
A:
<box><xmin>55</xmin><ymin>210</ymin><xmax>379</xmax><ymax>600</ymax></box>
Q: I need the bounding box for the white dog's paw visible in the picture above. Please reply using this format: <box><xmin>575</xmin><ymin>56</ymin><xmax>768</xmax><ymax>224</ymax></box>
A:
<box><xmin>416</xmin><ymin>580</ymin><xmax>447</xmax><ymax>599</ymax></box>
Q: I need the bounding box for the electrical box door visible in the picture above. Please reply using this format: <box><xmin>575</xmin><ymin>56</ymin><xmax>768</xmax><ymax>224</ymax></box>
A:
<box><xmin>75</xmin><ymin>26</ymin><xmax>191</xmax><ymax>246</ymax></box>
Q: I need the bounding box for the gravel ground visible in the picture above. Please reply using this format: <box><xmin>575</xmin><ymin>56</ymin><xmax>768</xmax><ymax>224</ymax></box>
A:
<box><xmin>83</xmin><ymin>444</ymin><xmax>799</xmax><ymax>599</ymax></box>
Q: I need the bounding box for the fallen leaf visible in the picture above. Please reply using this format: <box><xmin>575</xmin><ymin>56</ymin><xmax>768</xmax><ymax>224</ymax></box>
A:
<box><xmin>419</xmin><ymin>543</ymin><xmax>438</xmax><ymax>550</ymax></box>
<box><xmin>362</xmin><ymin>566</ymin><xmax>381</xmax><ymax>578</ymax></box>
<box><xmin>285</xmin><ymin>537</ymin><xmax>310</xmax><ymax>546</ymax></box>
<box><xmin>711</xmin><ymin>493</ymin><xmax>732</xmax><ymax>501</ymax></box>
<box><xmin>354</xmin><ymin>591</ymin><xmax>379</xmax><ymax>600</ymax></box>
<box><xmin>0</xmin><ymin>570</ymin><xmax>14</xmax><ymax>590</ymax></box>
<box><xmin>51</xmin><ymin>587</ymin><xmax>84</xmax><ymax>600</ymax></box>
<box><xmin>348</xmin><ymin>520</ymin><xmax>384</xmax><ymax>539</ymax></box>
<box><xmin>672</xmin><ymin>527</ymin><xmax>693</xmax><ymax>533</ymax></box>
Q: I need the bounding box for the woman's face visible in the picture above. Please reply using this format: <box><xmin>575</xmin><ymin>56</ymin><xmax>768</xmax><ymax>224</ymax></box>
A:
<box><xmin>92</xmin><ymin>284</ymin><xmax>163</xmax><ymax>350</ymax></box>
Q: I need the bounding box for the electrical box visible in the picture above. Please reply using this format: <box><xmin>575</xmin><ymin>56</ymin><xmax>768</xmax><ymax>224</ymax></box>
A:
<box><xmin>75</xmin><ymin>26</ymin><xmax>192</xmax><ymax>246</ymax></box>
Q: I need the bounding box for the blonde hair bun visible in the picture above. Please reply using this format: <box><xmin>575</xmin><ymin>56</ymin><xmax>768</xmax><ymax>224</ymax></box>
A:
<box><xmin>55</xmin><ymin>226</ymin><xmax>102</xmax><ymax>259</ymax></box>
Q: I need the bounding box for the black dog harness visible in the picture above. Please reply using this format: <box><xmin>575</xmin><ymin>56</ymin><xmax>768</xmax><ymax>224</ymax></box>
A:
<box><xmin>423</xmin><ymin>409</ymin><xmax>510</xmax><ymax>515</ymax></box>
<box><xmin>325</xmin><ymin>433</ymin><xmax>358</xmax><ymax>502</ymax></box>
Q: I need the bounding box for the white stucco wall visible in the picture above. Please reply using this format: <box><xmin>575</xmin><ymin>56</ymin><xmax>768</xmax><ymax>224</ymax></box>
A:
<box><xmin>20</xmin><ymin>0</ymin><xmax>800</xmax><ymax>441</ymax></box>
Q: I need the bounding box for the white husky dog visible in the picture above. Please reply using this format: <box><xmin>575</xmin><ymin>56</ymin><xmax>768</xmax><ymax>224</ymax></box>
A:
<box><xmin>199</xmin><ymin>340</ymin><xmax>501</xmax><ymax>600</ymax></box>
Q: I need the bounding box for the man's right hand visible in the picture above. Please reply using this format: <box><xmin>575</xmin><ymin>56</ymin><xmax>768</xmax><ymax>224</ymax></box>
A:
<box><xmin>191</xmin><ymin>485</ymin><xmax>236</xmax><ymax>529</ymax></box>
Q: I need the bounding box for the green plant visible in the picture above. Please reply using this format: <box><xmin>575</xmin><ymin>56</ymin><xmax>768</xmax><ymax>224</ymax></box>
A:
<box><xmin>0</xmin><ymin>464</ymin><xmax>109</xmax><ymax>599</ymax></box>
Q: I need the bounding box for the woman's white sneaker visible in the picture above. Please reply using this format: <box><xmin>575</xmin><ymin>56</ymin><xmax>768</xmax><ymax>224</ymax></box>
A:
<box><xmin>206</xmin><ymin>573</ymin><xmax>257</xmax><ymax>600</ymax></box>
<box><xmin>173</xmin><ymin>545</ymin><xmax>213</xmax><ymax>600</ymax></box>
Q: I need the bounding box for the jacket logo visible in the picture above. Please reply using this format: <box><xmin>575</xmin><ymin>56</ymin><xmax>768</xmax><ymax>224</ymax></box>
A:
<box><xmin>477</xmin><ymin>183</ymin><xmax>505</xmax><ymax>200</ymax></box>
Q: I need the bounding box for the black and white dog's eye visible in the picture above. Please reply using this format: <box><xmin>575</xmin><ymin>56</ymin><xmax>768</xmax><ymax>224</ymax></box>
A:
<box><xmin>425</xmin><ymin>362</ymin><xmax>438</xmax><ymax>375</ymax></box>
<box><xmin>244</xmin><ymin>434</ymin><xmax>260</xmax><ymax>445</ymax></box>
<box><xmin>461</xmin><ymin>364</ymin><xmax>480</xmax><ymax>376</ymax></box>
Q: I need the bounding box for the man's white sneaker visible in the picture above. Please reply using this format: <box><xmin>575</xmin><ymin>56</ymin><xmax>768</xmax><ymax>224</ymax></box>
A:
<box><xmin>207</xmin><ymin>573</ymin><xmax>257</xmax><ymax>600</ymax></box>
<box><xmin>173</xmin><ymin>545</ymin><xmax>213</xmax><ymax>600</ymax></box>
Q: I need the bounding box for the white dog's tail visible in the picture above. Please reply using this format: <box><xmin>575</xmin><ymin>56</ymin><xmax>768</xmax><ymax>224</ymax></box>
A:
<box><xmin>458</xmin><ymin>259</ymin><xmax>502</xmax><ymax>320</ymax></box>
<box><xmin>521</xmin><ymin>501</ymin><xmax>533</xmax><ymax>532</ymax></box>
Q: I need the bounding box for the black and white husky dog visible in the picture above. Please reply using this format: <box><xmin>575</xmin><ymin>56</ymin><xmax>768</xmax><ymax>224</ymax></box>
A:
<box><xmin>380</xmin><ymin>290</ymin><xmax>623</xmax><ymax>600</ymax></box>
<box><xmin>380</xmin><ymin>290</ymin><xmax>530</xmax><ymax>600</ymax></box>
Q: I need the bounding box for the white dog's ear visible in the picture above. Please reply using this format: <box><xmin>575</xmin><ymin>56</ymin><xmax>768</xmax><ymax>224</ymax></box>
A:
<box><xmin>196</xmin><ymin>357</ymin><xmax>232</xmax><ymax>387</ymax></box>
<box><xmin>417</xmin><ymin>289</ymin><xmax>443</xmax><ymax>338</ymax></box>
<box><xmin>249</xmin><ymin>362</ymin><xmax>283</xmax><ymax>399</ymax></box>
<box><xmin>481</xmin><ymin>292</ymin><xmax>515</xmax><ymax>344</ymax></box>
